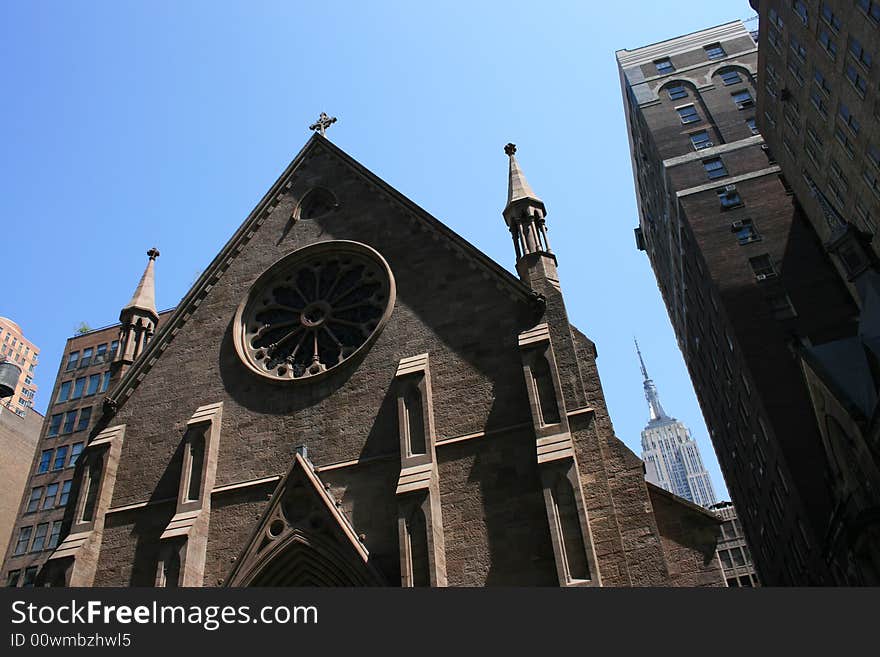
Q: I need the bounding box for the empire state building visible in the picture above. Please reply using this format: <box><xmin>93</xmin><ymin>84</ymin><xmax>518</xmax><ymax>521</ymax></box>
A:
<box><xmin>635</xmin><ymin>341</ymin><xmax>716</xmax><ymax>508</ymax></box>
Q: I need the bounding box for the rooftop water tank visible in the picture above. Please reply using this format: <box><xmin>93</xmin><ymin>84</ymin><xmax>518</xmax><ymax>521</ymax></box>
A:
<box><xmin>0</xmin><ymin>360</ymin><xmax>22</xmax><ymax>398</ymax></box>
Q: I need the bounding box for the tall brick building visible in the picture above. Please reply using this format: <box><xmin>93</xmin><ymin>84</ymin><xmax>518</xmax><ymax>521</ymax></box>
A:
<box><xmin>0</xmin><ymin>317</ymin><xmax>39</xmax><ymax>418</ymax></box>
<box><xmin>2</xmin><ymin>254</ymin><xmax>173</xmax><ymax>587</ymax></box>
<box><xmin>747</xmin><ymin>0</ymin><xmax>880</xmax><ymax>585</ymax></box>
<box><xmin>617</xmin><ymin>20</ymin><xmax>872</xmax><ymax>584</ymax></box>
<box><xmin>27</xmin><ymin>133</ymin><xmax>725</xmax><ymax>587</ymax></box>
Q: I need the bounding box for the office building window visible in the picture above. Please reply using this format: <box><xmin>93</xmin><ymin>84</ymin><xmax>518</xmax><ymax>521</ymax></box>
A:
<box><xmin>733</xmin><ymin>89</ymin><xmax>754</xmax><ymax>109</ymax></box>
<box><xmin>13</xmin><ymin>526</ymin><xmax>32</xmax><ymax>555</ymax></box>
<box><xmin>846</xmin><ymin>63</ymin><xmax>868</xmax><ymax>96</ymax></box>
<box><xmin>59</xmin><ymin>480</ymin><xmax>72</xmax><ymax>507</ymax></box>
<box><xmin>654</xmin><ymin>57</ymin><xmax>673</xmax><ymax>73</ymax></box>
<box><xmin>793</xmin><ymin>0</ymin><xmax>808</xmax><ymax>24</ymax></box>
<box><xmin>75</xmin><ymin>408</ymin><xmax>91</xmax><ymax>433</ymax></box>
<box><xmin>53</xmin><ymin>445</ymin><xmax>69</xmax><ymax>471</ymax></box>
<box><xmin>69</xmin><ymin>442</ymin><xmax>84</xmax><ymax>467</ymax></box>
<box><xmin>31</xmin><ymin>523</ymin><xmax>49</xmax><ymax>552</ymax></box>
<box><xmin>667</xmin><ymin>84</ymin><xmax>687</xmax><ymax>100</ymax></box>
<box><xmin>47</xmin><ymin>414</ymin><xmax>63</xmax><ymax>437</ymax></box>
<box><xmin>733</xmin><ymin>219</ymin><xmax>761</xmax><ymax>245</ymax></box>
<box><xmin>690</xmin><ymin>130</ymin><xmax>712</xmax><ymax>150</ymax></box>
<box><xmin>43</xmin><ymin>483</ymin><xmax>58</xmax><ymax>509</ymax></box>
<box><xmin>6</xmin><ymin>570</ymin><xmax>19</xmax><ymax>587</ymax></box>
<box><xmin>858</xmin><ymin>0</ymin><xmax>880</xmax><ymax>23</ymax></box>
<box><xmin>86</xmin><ymin>374</ymin><xmax>100</xmax><ymax>396</ymax></box>
<box><xmin>37</xmin><ymin>450</ymin><xmax>52</xmax><ymax>474</ymax></box>
<box><xmin>677</xmin><ymin>105</ymin><xmax>700</xmax><ymax>124</ymax></box>
<box><xmin>821</xmin><ymin>2</ymin><xmax>841</xmax><ymax>30</ymax></box>
<box><xmin>836</xmin><ymin>126</ymin><xmax>855</xmax><ymax>157</ymax></box>
<box><xmin>80</xmin><ymin>347</ymin><xmax>93</xmax><ymax>368</ymax></box>
<box><xmin>65</xmin><ymin>351</ymin><xmax>79</xmax><ymax>371</ymax></box>
<box><xmin>26</xmin><ymin>487</ymin><xmax>43</xmax><ymax>513</ymax></box>
<box><xmin>720</xmin><ymin>69</ymin><xmax>741</xmax><ymax>86</ymax></box>
<box><xmin>94</xmin><ymin>343</ymin><xmax>107</xmax><ymax>364</ymax></box>
<box><xmin>746</xmin><ymin>117</ymin><xmax>758</xmax><ymax>135</ymax></box>
<box><xmin>849</xmin><ymin>36</ymin><xmax>873</xmax><ymax>68</ymax></box>
<box><xmin>47</xmin><ymin>521</ymin><xmax>63</xmax><ymax>549</ymax></box>
<box><xmin>810</xmin><ymin>86</ymin><xmax>828</xmax><ymax>116</ymax></box>
<box><xmin>790</xmin><ymin>35</ymin><xmax>807</xmax><ymax>61</ymax></box>
<box><xmin>749</xmin><ymin>254</ymin><xmax>777</xmax><ymax>279</ymax></box>
<box><xmin>819</xmin><ymin>29</ymin><xmax>838</xmax><ymax>59</ymax></box>
<box><xmin>704</xmin><ymin>43</ymin><xmax>725</xmax><ymax>60</ymax></box>
<box><xmin>100</xmin><ymin>371</ymin><xmax>112</xmax><ymax>393</ymax></box>
<box><xmin>62</xmin><ymin>411</ymin><xmax>77</xmax><ymax>434</ymax></box>
<box><xmin>703</xmin><ymin>157</ymin><xmax>728</xmax><ymax>179</ymax></box>
<box><xmin>108</xmin><ymin>340</ymin><xmax>119</xmax><ymax>360</ymax></box>
<box><xmin>718</xmin><ymin>187</ymin><xmax>743</xmax><ymax>209</ymax></box>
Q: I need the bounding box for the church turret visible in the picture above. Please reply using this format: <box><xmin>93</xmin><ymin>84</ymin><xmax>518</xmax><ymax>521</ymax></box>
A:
<box><xmin>113</xmin><ymin>248</ymin><xmax>160</xmax><ymax>374</ymax></box>
<box><xmin>502</xmin><ymin>143</ymin><xmax>558</xmax><ymax>285</ymax></box>
<box><xmin>635</xmin><ymin>338</ymin><xmax>668</xmax><ymax>422</ymax></box>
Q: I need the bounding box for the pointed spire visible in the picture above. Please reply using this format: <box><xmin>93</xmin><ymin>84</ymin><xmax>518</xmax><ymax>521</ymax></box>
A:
<box><xmin>635</xmin><ymin>338</ymin><xmax>669</xmax><ymax>422</ymax></box>
<box><xmin>122</xmin><ymin>248</ymin><xmax>159</xmax><ymax>320</ymax></box>
<box><xmin>504</xmin><ymin>143</ymin><xmax>542</xmax><ymax>211</ymax></box>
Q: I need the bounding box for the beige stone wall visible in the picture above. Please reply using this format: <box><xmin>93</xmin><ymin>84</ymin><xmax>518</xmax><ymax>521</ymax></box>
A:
<box><xmin>0</xmin><ymin>407</ymin><xmax>42</xmax><ymax>557</ymax></box>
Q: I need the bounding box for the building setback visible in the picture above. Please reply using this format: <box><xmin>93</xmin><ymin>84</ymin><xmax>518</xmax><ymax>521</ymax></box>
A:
<box><xmin>749</xmin><ymin>0</ymin><xmax>880</xmax><ymax>585</ymax></box>
<box><xmin>636</xmin><ymin>341</ymin><xmax>716</xmax><ymax>508</ymax></box>
<box><xmin>0</xmin><ymin>317</ymin><xmax>39</xmax><ymax>417</ymax></box>
<box><xmin>23</xmin><ymin>133</ymin><xmax>726</xmax><ymax>588</ymax></box>
<box><xmin>1</xmin><ymin>252</ymin><xmax>173</xmax><ymax>587</ymax></box>
<box><xmin>617</xmin><ymin>20</ymin><xmax>866</xmax><ymax>585</ymax></box>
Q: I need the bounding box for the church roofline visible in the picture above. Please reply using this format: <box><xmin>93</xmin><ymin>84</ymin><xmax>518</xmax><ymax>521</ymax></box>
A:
<box><xmin>103</xmin><ymin>133</ymin><xmax>543</xmax><ymax>418</ymax></box>
<box><xmin>645</xmin><ymin>482</ymin><xmax>721</xmax><ymax>522</ymax></box>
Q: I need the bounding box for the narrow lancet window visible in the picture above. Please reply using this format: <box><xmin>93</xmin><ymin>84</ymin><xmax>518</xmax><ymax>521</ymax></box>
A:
<box><xmin>81</xmin><ymin>456</ymin><xmax>103</xmax><ymax>523</ymax></box>
<box><xmin>407</xmin><ymin>505</ymin><xmax>430</xmax><ymax>587</ymax></box>
<box><xmin>552</xmin><ymin>476</ymin><xmax>589</xmax><ymax>581</ymax></box>
<box><xmin>404</xmin><ymin>383</ymin><xmax>426</xmax><ymax>456</ymax></box>
<box><xmin>186</xmin><ymin>428</ymin><xmax>205</xmax><ymax>502</ymax></box>
<box><xmin>532</xmin><ymin>353</ymin><xmax>561</xmax><ymax>425</ymax></box>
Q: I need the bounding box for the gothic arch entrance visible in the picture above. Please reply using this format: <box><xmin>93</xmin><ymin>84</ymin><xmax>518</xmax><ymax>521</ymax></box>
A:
<box><xmin>225</xmin><ymin>452</ymin><xmax>385</xmax><ymax>587</ymax></box>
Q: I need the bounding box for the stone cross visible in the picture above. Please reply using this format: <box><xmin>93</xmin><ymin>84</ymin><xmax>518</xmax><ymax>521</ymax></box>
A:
<box><xmin>147</xmin><ymin>247</ymin><xmax>160</xmax><ymax>261</ymax></box>
<box><xmin>309</xmin><ymin>112</ymin><xmax>337</xmax><ymax>136</ymax></box>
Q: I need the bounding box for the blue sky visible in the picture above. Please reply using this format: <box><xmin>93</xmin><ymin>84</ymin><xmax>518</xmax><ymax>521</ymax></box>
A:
<box><xmin>0</xmin><ymin>1</ymin><xmax>758</xmax><ymax>499</ymax></box>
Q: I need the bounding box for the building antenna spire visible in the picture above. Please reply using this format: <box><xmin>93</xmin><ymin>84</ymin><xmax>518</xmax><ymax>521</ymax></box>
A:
<box><xmin>635</xmin><ymin>337</ymin><xmax>649</xmax><ymax>381</ymax></box>
<box><xmin>634</xmin><ymin>338</ymin><xmax>668</xmax><ymax>422</ymax></box>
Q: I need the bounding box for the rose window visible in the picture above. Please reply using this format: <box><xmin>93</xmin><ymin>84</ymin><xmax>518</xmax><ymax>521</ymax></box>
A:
<box><xmin>234</xmin><ymin>241</ymin><xmax>395</xmax><ymax>381</ymax></box>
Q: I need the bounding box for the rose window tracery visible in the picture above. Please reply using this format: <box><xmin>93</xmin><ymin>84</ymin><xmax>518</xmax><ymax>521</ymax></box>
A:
<box><xmin>234</xmin><ymin>241</ymin><xmax>395</xmax><ymax>381</ymax></box>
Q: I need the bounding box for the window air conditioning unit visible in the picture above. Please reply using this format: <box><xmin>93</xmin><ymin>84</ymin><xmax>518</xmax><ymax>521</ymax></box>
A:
<box><xmin>724</xmin><ymin>184</ymin><xmax>737</xmax><ymax>192</ymax></box>
<box><xmin>731</xmin><ymin>220</ymin><xmax>745</xmax><ymax>230</ymax></box>
<box><xmin>756</xmin><ymin>273</ymin><xmax>775</xmax><ymax>281</ymax></box>
<box><xmin>737</xmin><ymin>100</ymin><xmax>755</xmax><ymax>109</ymax></box>
<box><xmin>696</xmin><ymin>141</ymin><xmax>714</xmax><ymax>149</ymax></box>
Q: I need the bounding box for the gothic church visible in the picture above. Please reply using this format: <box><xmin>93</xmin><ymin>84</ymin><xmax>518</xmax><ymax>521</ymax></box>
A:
<box><xmin>43</xmin><ymin>132</ymin><xmax>723</xmax><ymax>586</ymax></box>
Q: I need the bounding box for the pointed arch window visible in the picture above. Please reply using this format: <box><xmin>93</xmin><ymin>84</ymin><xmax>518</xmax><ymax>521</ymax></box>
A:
<box><xmin>531</xmin><ymin>352</ymin><xmax>561</xmax><ymax>426</ymax></box>
<box><xmin>403</xmin><ymin>383</ymin><xmax>426</xmax><ymax>456</ymax></box>
<box><xmin>80</xmin><ymin>455</ymin><xmax>103</xmax><ymax>523</ymax></box>
<box><xmin>551</xmin><ymin>475</ymin><xmax>590</xmax><ymax>582</ymax></box>
<box><xmin>406</xmin><ymin>504</ymin><xmax>430</xmax><ymax>587</ymax></box>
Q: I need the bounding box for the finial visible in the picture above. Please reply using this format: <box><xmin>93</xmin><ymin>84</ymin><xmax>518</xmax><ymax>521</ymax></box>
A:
<box><xmin>504</xmin><ymin>143</ymin><xmax>517</xmax><ymax>156</ymax></box>
<box><xmin>309</xmin><ymin>112</ymin><xmax>337</xmax><ymax>137</ymax></box>
<box><xmin>635</xmin><ymin>337</ymin><xmax>649</xmax><ymax>381</ymax></box>
<box><xmin>147</xmin><ymin>247</ymin><xmax>160</xmax><ymax>261</ymax></box>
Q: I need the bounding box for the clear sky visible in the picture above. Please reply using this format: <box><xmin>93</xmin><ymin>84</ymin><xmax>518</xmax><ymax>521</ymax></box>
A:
<box><xmin>0</xmin><ymin>0</ymin><xmax>757</xmax><ymax>500</ymax></box>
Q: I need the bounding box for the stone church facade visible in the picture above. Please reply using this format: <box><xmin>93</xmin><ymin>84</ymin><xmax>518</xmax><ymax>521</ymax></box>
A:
<box><xmin>40</xmin><ymin>133</ymin><xmax>723</xmax><ymax>587</ymax></box>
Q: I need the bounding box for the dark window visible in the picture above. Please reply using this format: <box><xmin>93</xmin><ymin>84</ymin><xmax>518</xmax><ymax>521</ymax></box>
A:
<box><xmin>65</xmin><ymin>352</ymin><xmax>79</xmax><ymax>371</ymax></box>
<box><xmin>37</xmin><ymin>449</ymin><xmax>52</xmax><ymax>473</ymax></box>
<box><xmin>790</xmin><ymin>35</ymin><xmax>807</xmax><ymax>61</ymax></box>
<box><xmin>406</xmin><ymin>507</ymin><xmax>430</xmax><ymax>587</ymax></box>
<box><xmin>703</xmin><ymin>157</ymin><xmax>728</xmax><ymax>179</ymax></box>
<box><xmin>62</xmin><ymin>411</ymin><xmax>77</xmax><ymax>434</ymax></box>
<box><xmin>71</xmin><ymin>377</ymin><xmax>85</xmax><ymax>400</ymax></box>
<box><xmin>100</xmin><ymin>371</ymin><xmax>111</xmax><ymax>393</ymax></box>
<box><xmin>749</xmin><ymin>254</ymin><xmax>777</xmax><ymax>279</ymax></box>
<box><xmin>839</xmin><ymin>103</ymin><xmax>861</xmax><ymax>134</ymax></box>
<box><xmin>705</xmin><ymin>43</ymin><xmax>725</xmax><ymax>59</ymax></box>
<box><xmin>846</xmin><ymin>62</ymin><xmax>868</xmax><ymax>96</ymax></box>
<box><xmin>746</xmin><ymin>117</ymin><xmax>759</xmax><ymax>135</ymax></box>
<box><xmin>76</xmin><ymin>407</ymin><xmax>92</xmax><ymax>432</ymax></box>
<box><xmin>56</xmin><ymin>381</ymin><xmax>71</xmax><ymax>403</ymax></box>
<box><xmin>47</xmin><ymin>521</ymin><xmax>63</xmax><ymax>549</ymax></box>
<box><xmin>403</xmin><ymin>384</ymin><xmax>426</xmax><ymax>456</ymax></box>
<box><xmin>858</xmin><ymin>0</ymin><xmax>880</xmax><ymax>23</ymax></box>
<box><xmin>59</xmin><ymin>480</ymin><xmax>72</xmax><ymax>507</ymax></box>
<box><xmin>31</xmin><ymin>523</ymin><xmax>48</xmax><ymax>552</ymax></box>
<box><xmin>81</xmin><ymin>456</ymin><xmax>103</xmax><ymax>522</ymax></box>
<box><xmin>6</xmin><ymin>570</ymin><xmax>20</xmax><ymax>587</ymax></box>
<box><xmin>667</xmin><ymin>84</ymin><xmax>688</xmax><ymax>100</ymax></box>
<box><xmin>690</xmin><ymin>130</ymin><xmax>712</xmax><ymax>150</ymax></box>
<box><xmin>26</xmin><ymin>487</ymin><xmax>43</xmax><ymax>513</ymax></box>
<box><xmin>108</xmin><ymin>340</ymin><xmax>119</xmax><ymax>360</ymax></box>
<box><xmin>732</xmin><ymin>89</ymin><xmax>754</xmax><ymax>109</ymax></box>
<box><xmin>69</xmin><ymin>442</ymin><xmax>84</xmax><ymax>467</ymax></box>
<box><xmin>654</xmin><ymin>57</ymin><xmax>673</xmax><ymax>73</ymax></box>
<box><xmin>47</xmin><ymin>414</ymin><xmax>63</xmax><ymax>437</ymax></box>
<box><xmin>821</xmin><ymin>2</ymin><xmax>841</xmax><ymax>31</ymax></box>
<box><xmin>14</xmin><ymin>526</ymin><xmax>32</xmax><ymax>555</ymax></box>
<box><xmin>187</xmin><ymin>430</ymin><xmax>205</xmax><ymax>502</ymax></box>
<box><xmin>732</xmin><ymin>218</ymin><xmax>761</xmax><ymax>244</ymax></box>
<box><xmin>868</xmin><ymin>144</ymin><xmax>880</xmax><ymax>169</ymax></box>
<box><xmin>814</xmin><ymin>67</ymin><xmax>832</xmax><ymax>94</ymax></box>
<box><xmin>86</xmin><ymin>374</ymin><xmax>100</xmax><ymax>396</ymax></box>
<box><xmin>43</xmin><ymin>483</ymin><xmax>58</xmax><ymax>509</ymax></box>
<box><xmin>720</xmin><ymin>69</ymin><xmax>742</xmax><ymax>85</ymax></box>
<box><xmin>532</xmin><ymin>353</ymin><xmax>561</xmax><ymax>425</ymax></box>
<box><xmin>819</xmin><ymin>29</ymin><xmax>838</xmax><ymax>59</ymax></box>
<box><xmin>849</xmin><ymin>36</ymin><xmax>873</xmax><ymax>68</ymax></box>
<box><xmin>793</xmin><ymin>0</ymin><xmax>808</xmax><ymax>25</ymax></box>
<box><xmin>677</xmin><ymin>105</ymin><xmax>700</xmax><ymax>124</ymax></box>
<box><xmin>94</xmin><ymin>343</ymin><xmax>107</xmax><ymax>364</ymax></box>
<box><xmin>21</xmin><ymin>566</ymin><xmax>37</xmax><ymax>587</ymax></box>
<box><xmin>80</xmin><ymin>347</ymin><xmax>93</xmax><ymax>368</ymax></box>
<box><xmin>53</xmin><ymin>445</ymin><xmax>69</xmax><ymax>470</ymax></box>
